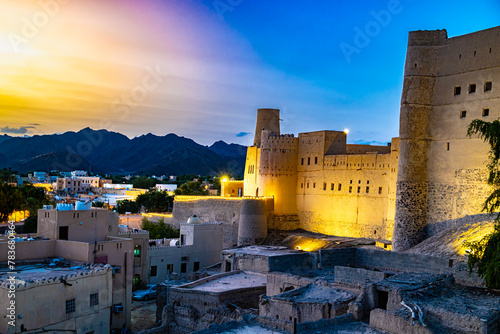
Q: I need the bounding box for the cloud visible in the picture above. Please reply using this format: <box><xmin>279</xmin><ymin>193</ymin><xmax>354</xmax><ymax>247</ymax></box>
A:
<box><xmin>236</xmin><ymin>132</ymin><xmax>251</xmax><ymax>138</ymax></box>
<box><xmin>0</xmin><ymin>126</ymin><xmax>36</xmax><ymax>134</ymax></box>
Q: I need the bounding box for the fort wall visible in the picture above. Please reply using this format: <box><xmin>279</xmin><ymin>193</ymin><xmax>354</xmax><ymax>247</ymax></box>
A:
<box><xmin>172</xmin><ymin>196</ymin><xmax>273</xmax><ymax>249</ymax></box>
<box><xmin>394</xmin><ymin>26</ymin><xmax>500</xmax><ymax>250</ymax></box>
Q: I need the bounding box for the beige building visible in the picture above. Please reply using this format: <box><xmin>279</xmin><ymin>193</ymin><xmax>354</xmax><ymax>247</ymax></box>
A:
<box><xmin>53</xmin><ymin>177</ymin><xmax>91</xmax><ymax>194</ymax></box>
<box><xmin>0</xmin><ymin>205</ymin><xmax>150</xmax><ymax>332</ymax></box>
<box><xmin>0</xmin><ymin>262</ymin><xmax>113</xmax><ymax>333</ymax></box>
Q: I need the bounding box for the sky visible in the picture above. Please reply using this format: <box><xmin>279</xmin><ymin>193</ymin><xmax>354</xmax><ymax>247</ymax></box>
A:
<box><xmin>0</xmin><ymin>0</ymin><xmax>499</xmax><ymax>146</ymax></box>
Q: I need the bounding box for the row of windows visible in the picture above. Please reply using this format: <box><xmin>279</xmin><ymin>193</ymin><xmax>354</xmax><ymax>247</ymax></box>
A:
<box><xmin>301</xmin><ymin>157</ymin><xmax>319</xmax><ymax>165</ymax></box>
<box><xmin>248</xmin><ymin>165</ymin><xmax>256</xmax><ymax>174</ymax></box>
<box><xmin>44</xmin><ymin>212</ymin><xmax>50</xmax><ymax>218</ymax></box>
<box><xmin>302</xmin><ymin>158</ymin><xmax>393</xmax><ymax>169</ymax></box>
<box><xmin>458</xmin><ymin>47</ymin><xmax>493</xmax><ymax>60</ymax></box>
<box><xmin>150</xmin><ymin>262</ymin><xmax>200</xmax><ymax>276</ymax></box>
<box><xmin>300</xmin><ymin>182</ymin><xmax>383</xmax><ymax>195</ymax></box>
<box><xmin>454</xmin><ymin>81</ymin><xmax>492</xmax><ymax>96</ymax></box>
<box><xmin>65</xmin><ymin>293</ymin><xmax>99</xmax><ymax>314</ymax></box>
<box><xmin>459</xmin><ymin>108</ymin><xmax>491</xmax><ymax>119</ymax></box>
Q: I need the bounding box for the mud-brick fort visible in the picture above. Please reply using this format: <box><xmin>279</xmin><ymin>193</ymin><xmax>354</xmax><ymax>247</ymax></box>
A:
<box><xmin>169</xmin><ymin>26</ymin><xmax>499</xmax><ymax>252</ymax></box>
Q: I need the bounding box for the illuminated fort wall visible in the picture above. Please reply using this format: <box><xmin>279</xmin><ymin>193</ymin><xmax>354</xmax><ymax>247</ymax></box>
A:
<box><xmin>243</xmin><ymin>108</ymin><xmax>399</xmax><ymax>240</ymax></box>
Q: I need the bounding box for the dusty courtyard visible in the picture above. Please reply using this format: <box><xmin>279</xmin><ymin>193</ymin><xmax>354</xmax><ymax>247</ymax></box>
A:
<box><xmin>131</xmin><ymin>299</ymin><xmax>157</xmax><ymax>331</ymax></box>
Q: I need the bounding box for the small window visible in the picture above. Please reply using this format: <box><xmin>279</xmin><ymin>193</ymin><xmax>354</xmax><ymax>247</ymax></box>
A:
<box><xmin>358</xmin><ymin>180</ymin><xmax>361</xmax><ymax>184</ymax></box>
<box><xmin>181</xmin><ymin>234</ymin><xmax>186</xmax><ymax>245</ymax></box>
<box><xmin>460</xmin><ymin>110</ymin><xmax>467</xmax><ymax>118</ymax></box>
<box><xmin>194</xmin><ymin>262</ymin><xmax>200</xmax><ymax>272</ymax></box>
<box><xmin>357</xmin><ymin>186</ymin><xmax>361</xmax><ymax>193</ymax></box>
<box><xmin>307</xmin><ymin>157</ymin><xmax>310</xmax><ymax>165</ymax></box>
<box><xmin>483</xmin><ymin>108</ymin><xmax>490</xmax><ymax>117</ymax></box>
<box><xmin>469</xmin><ymin>84</ymin><xmax>476</xmax><ymax>94</ymax></box>
<box><xmin>315</xmin><ymin>157</ymin><xmax>318</xmax><ymax>164</ymax></box>
<box><xmin>366</xmin><ymin>187</ymin><xmax>370</xmax><ymax>193</ymax></box>
<box><xmin>313</xmin><ymin>183</ymin><xmax>316</xmax><ymax>188</ymax></box>
<box><xmin>378</xmin><ymin>187</ymin><xmax>383</xmax><ymax>195</ymax></box>
<box><xmin>485</xmin><ymin>81</ymin><xmax>492</xmax><ymax>92</ymax></box>
<box><xmin>181</xmin><ymin>263</ymin><xmax>187</xmax><ymax>273</ymax></box>
<box><xmin>150</xmin><ymin>265</ymin><xmax>157</xmax><ymax>277</ymax></box>
<box><xmin>301</xmin><ymin>158</ymin><xmax>304</xmax><ymax>165</ymax></box>
<box><xmin>367</xmin><ymin>180</ymin><xmax>370</xmax><ymax>184</ymax></box>
<box><xmin>331</xmin><ymin>183</ymin><xmax>334</xmax><ymax>190</ymax></box>
<box><xmin>350</xmin><ymin>180</ymin><xmax>353</xmax><ymax>184</ymax></box>
<box><xmin>338</xmin><ymin>184</ymin><xmax>342</xmax><ymax>191</ymax></box>
<box><xmin>134</xmin><ymin>246</ymin><xmax>141</xmax><ymax>257</ymax></box>
<box><xmin>301</xmin><ymin>183</ymin><xmax>304</xmax><ymax>189</ymax></box>
<box><xmin>447</xmin><ymin>142</ymin><xmax>450</xmax><ymax>151</ymax></box>
<box><xmin>90</xmin><ymin>293</ymin><xmax>99</xmax><ymax>307</ymax></box>
<box><xmin>454</xmin><ymin>86</ymin><xmax>461</xmax><ymax>95</ymax></box>
<box><xmin>66</xmin><ymin>298</ymin><xmax>76</xmax><ymax>314</ymax></box>
<box><xmin>307</xmin><ymin>183</ymin><xmax>310</xmax><ymax>189</ymax></box>
<box><xmin>323</xmin><ymin>183</ymin><xmax>327</xmax><ymax>190</ymax></box>
<box><xmin>349</xmin><ymin>186</ymin><xmax>352</xmax><ymax>193</ymax></box>
<box><xmin>166</xmin><ymin>264</ymin><xmax>173</xmax><ymax>274</ymax></box>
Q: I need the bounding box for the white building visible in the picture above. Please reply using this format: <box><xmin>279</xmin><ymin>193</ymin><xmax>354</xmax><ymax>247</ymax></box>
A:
<box><xmin>147</xmin><ymin>216</ymin><xmax>223</xmax><ymax>284</ymax></box>
<box><xmin>156</xmin><ymin>184</ymin><xmax>178</xmax><ymax>192</ymax></box>
<box><xmin>71</xmin><ymin>170</ymin><xmax>88</xmax><ymax>177</ymax></box>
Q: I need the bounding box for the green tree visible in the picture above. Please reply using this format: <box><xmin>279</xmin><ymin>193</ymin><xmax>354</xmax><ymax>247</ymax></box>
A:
<box><xmin>0</xmin><ymin>182</ymin><xmax>23</xmax><ymax>221</ymax></box>
<box><xmin>141</xmin><ymin>218</ymin><xmax>179</xmax><ymax>239</ymax></box>
<box><xmin>132</xmin><ymin>176</ymin><xmax>158</xmax><ymax>189</ymax></box>
<box><xmin>465</xmin><ymin>119</ymin><xmax>500</xmax><ymax>288</ymax></box>
<box><xmin>116</xmin><ymin>200</ymin><xmax>141</xmax><ymax>214</ymax></box>
<box><xmin>136</xmin><ymin>190</ymin><xmax>174</xmax><ymax>212</ymax></box>
<box><xmin>174</xmin><ymin>181</ymin><xmax>208</xmax><ymax>196</ymax></box>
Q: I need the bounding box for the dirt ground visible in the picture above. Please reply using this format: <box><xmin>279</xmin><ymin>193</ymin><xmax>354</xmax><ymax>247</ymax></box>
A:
<box><xmin>131</xmin><ymin>299</ymin><xmax>157</xmax><ymax>331</ymax></box>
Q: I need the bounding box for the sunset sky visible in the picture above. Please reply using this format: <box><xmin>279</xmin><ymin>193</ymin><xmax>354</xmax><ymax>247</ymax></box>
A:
<box><xmin>0</xmin><ymin>0</ymin><xmax>499</xmax><ymax>146</ymax></box>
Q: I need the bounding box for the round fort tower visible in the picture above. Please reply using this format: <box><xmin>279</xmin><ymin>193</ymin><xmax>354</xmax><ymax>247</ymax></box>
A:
<box><xmin>392</xmin><ymin>30</ymin><xmax>447</xmax><ymax>251</ymax></box>
<box><xmin>253</xmin><ymin>108</ymin><xmax>280</xmax><ymax>148</ymax></box>
<box><xmin>238</xmin><ymin>199</ymin><xmax>269</xmax><ymax>246</ymax></box>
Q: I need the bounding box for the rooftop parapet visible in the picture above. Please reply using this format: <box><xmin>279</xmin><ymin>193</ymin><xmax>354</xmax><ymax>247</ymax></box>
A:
<box><xmin>408</xmin><ymin>29</ymin><xmax>447</xmax><ymax>46</ymax></box>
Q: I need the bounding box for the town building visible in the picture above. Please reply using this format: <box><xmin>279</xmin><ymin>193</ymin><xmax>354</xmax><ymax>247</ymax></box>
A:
<box><xmin>0</xmin><ymin>203</ymin><xmax>150</xmax><ymax>332</ymax></box>
<box><xmin>147</xmin><ymin>216</ymin><xmax>224</xmax><ymax>284</ymax></box>
<box><xmin>0</xmin><ymin>261</ymin><xmax>113</xmax><ymax>333</ymax></box>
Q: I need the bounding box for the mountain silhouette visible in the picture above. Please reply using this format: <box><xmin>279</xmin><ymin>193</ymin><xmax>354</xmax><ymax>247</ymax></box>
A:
<box><xmin>0</xmin><ymin>128</ymin><xmax>247</xmax><ymax>176</ymax></box>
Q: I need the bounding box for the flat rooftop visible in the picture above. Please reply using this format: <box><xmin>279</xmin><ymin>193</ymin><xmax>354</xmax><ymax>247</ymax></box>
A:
<box><xmin>0</xmin><ymin>259</ymin><xmax>107</xmax><ymax>285</ymax></box>
<box><xmin>222</xmin><ymin>245</ymin><xmax>298</xmax><ymax>257</ymax></box>
<box><xmin>273</xmin><ymin>284</ymin><xmax>355</xmax><ymax>303</ymax></box>
<box><xmin>178</xmin><ymin>271</ymin><xmax>266</xmax><ymax>293</ymax></box>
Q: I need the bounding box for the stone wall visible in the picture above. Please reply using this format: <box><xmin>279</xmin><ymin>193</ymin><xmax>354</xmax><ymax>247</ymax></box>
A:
<box><xmin>334</xmin><ymin>266</ymin><xmax>388</xmax><ymax>287</ymax></box>
<box><xmin>172</xmin><ymin>198</ymin><xmax>242</xmax><ymax>249</ymax></box>
<box><xmin>172</xmin><ymin>197</ymin><xmax>273</xmax><ymax>249</ymax></box>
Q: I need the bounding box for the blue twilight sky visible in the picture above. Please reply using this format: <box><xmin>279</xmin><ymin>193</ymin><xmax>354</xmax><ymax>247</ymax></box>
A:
<box><xmin>1</xmin><ymin>0</ymin><xmax>499</xmax><ymax>146</ymax></box>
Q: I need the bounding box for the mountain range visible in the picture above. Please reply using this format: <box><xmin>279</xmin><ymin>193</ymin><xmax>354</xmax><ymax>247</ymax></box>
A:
<box><xmin>0</xmin><ymin>129</ymin><xmax>248</xmax><ymax>176</ymax></box>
